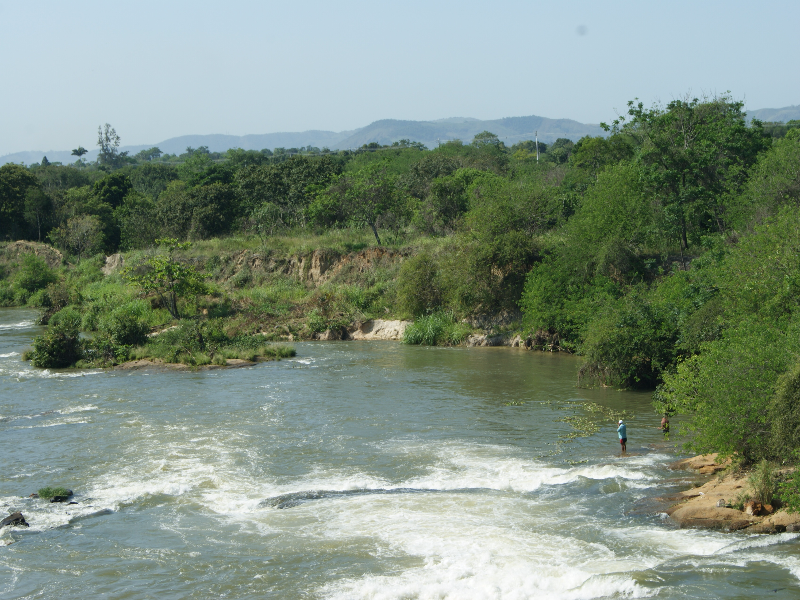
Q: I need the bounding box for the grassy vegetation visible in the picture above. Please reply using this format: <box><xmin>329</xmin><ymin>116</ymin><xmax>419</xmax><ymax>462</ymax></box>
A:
<box><xmin>37</xmin><ymin>486</ymin><xmax>71</xmax><ymax>499</ymax></box>
<box><xmin>402</xmin><ymin>312</ymin><xmax>472</xmax><ymax>346</ymax></box>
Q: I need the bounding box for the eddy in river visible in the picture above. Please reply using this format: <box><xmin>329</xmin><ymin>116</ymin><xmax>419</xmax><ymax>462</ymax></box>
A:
<box><xmin>617</xmin><ymin>419</ymin><xmax>627</xmax><ymax>454</ymax></box>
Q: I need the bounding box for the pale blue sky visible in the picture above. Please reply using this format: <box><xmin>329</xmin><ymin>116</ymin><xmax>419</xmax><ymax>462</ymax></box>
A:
<box><xmin>1</xmin><ymin>0</ymin><xmax>797</xmax><ymax>155</ymax></box>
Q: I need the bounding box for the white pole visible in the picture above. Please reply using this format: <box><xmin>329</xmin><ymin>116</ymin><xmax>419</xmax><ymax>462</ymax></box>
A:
<box><xmin>535</xmin><ymin>131</ymin><xmax>539</xmax><ymax>162</ymax></box>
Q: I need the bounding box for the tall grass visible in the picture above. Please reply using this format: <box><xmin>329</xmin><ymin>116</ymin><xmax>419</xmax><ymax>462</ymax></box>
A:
<box><xmin>403</xmin><ymin>312</ymin><xmax>472</xmax><ymax>346</ymax></box>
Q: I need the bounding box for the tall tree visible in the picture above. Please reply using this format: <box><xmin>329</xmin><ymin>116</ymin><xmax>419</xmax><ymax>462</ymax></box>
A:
<box><xmin>609</xmin><ymin>95</ymin><xmax>769</xmax><ymax>250</ymax></box>
<box><xmin>97</xmin><ymin>123</ymin><xmax>130</xmax><ymax>169</ymax></box>
<box><xmin>24</xmin><ymin>188</ymin><xmax>52</xmax><ymax>241</ymax></box>
<box><xmin>0</xmin><ymin>164</ymin><xmax>39</xmax><ymax>240</ymax></box>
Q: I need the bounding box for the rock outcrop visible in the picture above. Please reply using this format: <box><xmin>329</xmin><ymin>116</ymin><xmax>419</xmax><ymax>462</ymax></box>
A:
<box><xmin>664</xmin><ymin>454</ymin><xmax>800</xmax><ymax>533</ymax></box>
<box><xmin>466</xmin><ymin>334</ymin><xmax>510</xmax><ymax>347</ymax></box>
<box><xmin>349</xmin><ymin>319</ymin><xmax>410</xmax><ymax>341</ymax></box>
<box><xmin>669</xmin><ymin>453</ymin><xmax>731</xmax><ymax>475</ymax></box>
<box><xmin>102</xmin><ymin>253</ymin><xmax>124</xmax><ymax>275</ymax></box>
<box><xmin>312</xmin><ymin>320</ymin><xmax>412</xmax><ymax>341</ymax></box>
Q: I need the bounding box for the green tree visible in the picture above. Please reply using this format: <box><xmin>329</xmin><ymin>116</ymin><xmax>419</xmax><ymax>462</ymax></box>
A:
<box><xmin>236</xmin><ymin>155</ymin><xmax>343</xmax><ymax>227</ymax></box>
<box><xmin>97</xmin><ymin>123</ymin><xmax>130</xmax><ymax>169</ymax></box>
<box><xmin>115</xmin><ymin>191</ymin><xmax>159</xmax><ymax>250</ymax></box>
<box><xmin>71</xmin><ymin>146</ymin><xmax>88</xmax><ymax>159</ymax></box>
<box><xmin>94</xmin><ymin>172</ymin><xmax>133</xmax><ymax>209</ymax></box>
<box><xmin>134</xmin><ymin>147</ymin><xmax>163</xmax><ymax>162</ymax></box>
<box><xmin>614</xmin><ymin>95</ymin><xmax>769</xmax><ymax>249</ymax></box>
<box><xmin>728</xmin><ymin>128</ymin><xmax>800</xmax><ymax>229</ymax></box>
<box><xmin>49</xmin><ymin>214</ymin><xmax>104</xmax><ymax>261</ymax></box>
<box><xmin>546</xmin><ymin>138</ymin><xmax>575</xmax><ymax>164</ymax></box>
<box><xmin>128</xmin><ymin>162</ymin><xmax>179</xmax><ymax>199</ymax></box>
<box><xmin>24</xmin><ymin>187</ymin><xmax>52</xmax><ymax>241</ymax></box>
<box><xmin>0</xmin><ymin>164</ymin><xmax>39</xmax><ymax>239</ymax></box>
<box><xmin>334</xmin><ymin>164</ymin><xmax>406</xmax><ymax>245</ymax></box>
<box><xmin>156</xmin><ymin>182</ymin><xmax>237</xmax><ymax>240</ymax></box>
<box><xmin>397</xmin><ymin>252</ymin><xmax>442</xmax><ymax>315</ymax></box>
<box><xmin>471</xmin><ymin>131</ymin><xmax>502</xmax><ymax>148</ymax></box>
<box><xmin>124</xmin><ymin>238</ymin><xmax>208</xmax><ymax>320</ymax></box>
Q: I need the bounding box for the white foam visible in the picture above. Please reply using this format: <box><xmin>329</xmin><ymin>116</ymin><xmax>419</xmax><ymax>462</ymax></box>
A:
<box><xmin>383</xmin><ymin>441</ymin><xmax>660</xmax><ymax>495</ymax></box>
<box><xmin>291</xmin><ymin>358</ymin><xmax>314</xmax><ymax>365</ymax></box>
<box><xmin>0</xmin><ymin>365</ymin><xmax>104</xmax><ymax>380</ymax></box>
<box><xmin>315</xmin><ymin>494</ymin><xmax>654</xmax><ymax>600</ymax></box>
<box><xmin>0</xmin><ymin>320</ymin><xmax>35</xmax><ymax>330</ymax></box>
<box><xmin>0</xmin><ymin>352</ymin><xmax>20</xmax><ymax>358</ymax></box>
<box><xmin>13</xmin><ymin>417</ymin><xmax>89</xmax><ymax>429</ymax></box>
<box><xmin>58</xmin><ymin>404</ymin><xmax>98</xmax><ymax>415</ymax></box>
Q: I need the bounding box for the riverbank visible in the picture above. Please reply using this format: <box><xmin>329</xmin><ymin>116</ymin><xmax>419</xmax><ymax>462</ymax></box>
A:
<box><xmin>664</xmin><ymin>454</ymin><xmax>800</xmax><ymax>533</ymax></box>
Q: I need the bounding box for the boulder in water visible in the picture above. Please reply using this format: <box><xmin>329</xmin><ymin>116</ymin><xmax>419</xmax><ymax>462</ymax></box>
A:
<box><xmin>50</xmin><ymin>490</ymin><xmax>74</xmax><ymax>503</ymax></box>
<box><xmin>1</xmin><ymin>512</ymin><xmax>29</xmax><ymax>528</ymax></box>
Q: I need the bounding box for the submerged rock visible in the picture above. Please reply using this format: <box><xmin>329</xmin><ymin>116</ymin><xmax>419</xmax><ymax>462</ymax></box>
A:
<box><xmin>1</xmin><ymin>512</ymin><xmax>29</xmax><ymax>528</ymax></box>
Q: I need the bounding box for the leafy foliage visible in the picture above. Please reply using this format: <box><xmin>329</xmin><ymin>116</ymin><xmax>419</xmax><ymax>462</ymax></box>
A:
<box><xmin>124</xmin><ymin>239</ymin><xmax>209</xmax><ymax>319</ymax></box>
<box><xmin>30</xmin><ymin>307</ymin><xmax>83</xmax><ymax>368</ymax></box>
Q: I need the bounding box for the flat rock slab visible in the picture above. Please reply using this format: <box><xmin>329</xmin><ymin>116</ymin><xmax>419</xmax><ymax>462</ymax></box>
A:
<box><xmin>669</xmin><ymin>453</ymin><xmax>731</xmax><ymax>472</ymax></box>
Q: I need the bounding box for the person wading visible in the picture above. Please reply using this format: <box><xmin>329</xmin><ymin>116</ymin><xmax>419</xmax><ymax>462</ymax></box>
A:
<box><xmin>617</xmin><ymin>419</ymin><xmax>627</xmax><ymax>454</ymax></box>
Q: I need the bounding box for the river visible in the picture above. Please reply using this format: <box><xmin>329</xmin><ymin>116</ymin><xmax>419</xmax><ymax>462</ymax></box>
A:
<box><xmin>1</xmin><ymin>307</ymin><xmax>799</xmax><ymax>599</ymax></box>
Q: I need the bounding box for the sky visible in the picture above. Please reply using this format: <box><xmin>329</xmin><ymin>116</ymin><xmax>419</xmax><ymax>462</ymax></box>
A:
<box><xmin>1</xmin><ymin>0</ymin><xmax>797</xmax><ymax>156</ymax></box>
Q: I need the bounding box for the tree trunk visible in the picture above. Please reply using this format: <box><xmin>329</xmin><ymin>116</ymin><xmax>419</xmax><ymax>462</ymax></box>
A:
<box><xmin>369</xmin><ymin>221</ymin><xmax>382</xmax><ymax>246</ymax></box>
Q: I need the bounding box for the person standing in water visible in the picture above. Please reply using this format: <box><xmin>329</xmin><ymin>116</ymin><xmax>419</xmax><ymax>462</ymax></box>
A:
<box><xmin>617</xmin><ymin>419</ymin><xmax>627</xmax><ymax>454</ymax></box>
<box><xmin>660</xmin><ymin>414</ymin><xmax>670</xmax><ymax>437</ymax></box>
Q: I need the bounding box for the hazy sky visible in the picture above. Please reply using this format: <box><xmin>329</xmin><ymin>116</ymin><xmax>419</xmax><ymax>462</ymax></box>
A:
<box><xmin>1</xmin><ymin>0</ymin><xmax>797</xmax><ymax>155</ymax></box>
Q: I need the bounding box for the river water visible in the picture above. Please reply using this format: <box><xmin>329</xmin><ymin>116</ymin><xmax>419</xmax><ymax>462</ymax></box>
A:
<box><xmin>1</xmin><ymin>307</ymin><xmax>799</xmax><ymax>599</ymax></box>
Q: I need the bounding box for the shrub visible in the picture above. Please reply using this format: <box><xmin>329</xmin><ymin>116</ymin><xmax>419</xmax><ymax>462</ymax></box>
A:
<box><xmin>748</xmin><ymin>460</ymin><xmax>776</xmax><ymax>505</ymax></box>
<box><xmin>578</xmin><ymin>287</ymin><xmax>679</xmax><ymax>389</ymax></box>
<box><xmin>14</xmin><ymin>253</ymin><xmax>57</xmax><ymax>293</ymax></box>
<box><xmin>30</xmin><ymin>307</ymin><xmax>83</xmax><ymax>368</ymax></box>
<box><xmin>98</xmin><ymin>300</ymin><xmax>151</xmax><ymax>346</ymax></box>
<box><xmin>778</xmin><ymin>456</ymin><xmax>800</xmax><ymax>512</ymax></box>
<box><xmin>397</xmin><ymin>252</ymin><xmax>442</xmax><ymax>316</ymax></box>
<box><xmin>403</xmin><ymin>311</ymin><xmax>471</xmax><ymax>346</ymax></box>
<box><xmin>656</xmin><ymin>318</ymin><xmax>798</xmax><ymax>462</ymax></box>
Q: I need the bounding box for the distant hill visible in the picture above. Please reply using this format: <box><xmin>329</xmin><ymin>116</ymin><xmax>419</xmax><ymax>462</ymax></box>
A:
<box><xmin>334</xmin><ymin>115</ymin><xmax>605</xmax><ymax>149</ymax></box>
<box><xmin>749</xmin><ymin>105</ymin><xmax>800</xmax><ymax>123</ymax></box>
<box><xmin>2</xmin><ymin>106</ymin><xmax>796</xmax><ymax>166</ymax></box>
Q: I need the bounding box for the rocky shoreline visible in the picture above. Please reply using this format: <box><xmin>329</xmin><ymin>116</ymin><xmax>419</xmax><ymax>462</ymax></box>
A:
<box><xmin>660</xmin><ymin>454</ymin><xmax>800</xmax><ymax>533</ymax></box>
